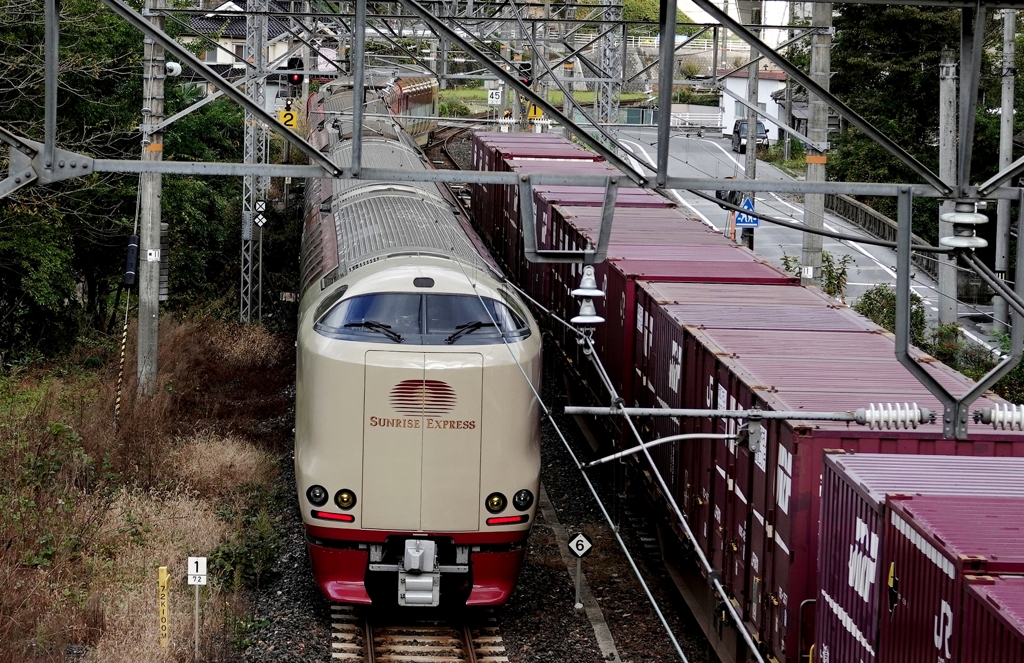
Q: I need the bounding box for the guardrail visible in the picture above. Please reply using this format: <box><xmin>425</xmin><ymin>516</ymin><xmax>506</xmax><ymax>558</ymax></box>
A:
<box><xmin>568</xmin><ymin>33</ymin><xmax>750</xmax><ymax>51</ymax></box>
<box><xmin>824</xmin><ymin>193</ymin><xmax>937</xmax><ymax>279</ymax></box>
<box><xmin>671</xmin><ymin>112</ymin><xmax>722</xmax><ymax>128</ymax></box>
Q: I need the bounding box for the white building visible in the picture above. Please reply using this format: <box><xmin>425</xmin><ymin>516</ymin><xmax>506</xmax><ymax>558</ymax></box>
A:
<box><xmin>717</xmin><ymin>69</ymin><xmax>787</xmax><ymax>142</ymax></box>
<box><xmin>180</xmin><ymin>1</ymin><xmax>295</xmax><ymax>112</ymax></box>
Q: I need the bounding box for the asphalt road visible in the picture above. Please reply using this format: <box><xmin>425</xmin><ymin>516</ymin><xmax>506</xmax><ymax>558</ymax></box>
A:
<box><xmin>610</xmin><ymin>125</ymin><xmax>999</xmax><ymax>351</ymax></box>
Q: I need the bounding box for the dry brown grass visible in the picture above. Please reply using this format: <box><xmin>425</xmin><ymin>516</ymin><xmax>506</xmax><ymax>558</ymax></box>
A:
<box><xmin>0</xmin><ymin>313</ymin><xmax>294</xmax><ymax>662</ymax></box>
<box><xmin>171</xmin><ymin>434</ymin><xmax>278</xmax><ymax>498</ymax></box>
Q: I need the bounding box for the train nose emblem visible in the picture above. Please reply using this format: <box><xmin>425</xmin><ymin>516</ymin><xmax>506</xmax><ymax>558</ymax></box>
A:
<box><xmin>389</xmin><ymin>379</ymin><xmax>457</xmax><ymax>417</ymax></box>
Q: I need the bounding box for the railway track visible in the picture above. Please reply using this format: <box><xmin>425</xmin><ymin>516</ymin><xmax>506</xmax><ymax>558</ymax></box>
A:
<box><xmin>330</xmin><ymin>604</ymin><xmax>509</xmax><ymax>663</ymax></box>
<box><xmin>428</xmin><ymin>122</ymin><xmax>477</xmax><ymax>171</ymax></box>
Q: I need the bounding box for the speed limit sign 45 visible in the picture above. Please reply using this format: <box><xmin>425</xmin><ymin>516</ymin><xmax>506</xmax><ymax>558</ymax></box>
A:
<box><xmin>568</xmin><ymin>532</ymin><xmax>593</xmax><ymax>558</ymax></box>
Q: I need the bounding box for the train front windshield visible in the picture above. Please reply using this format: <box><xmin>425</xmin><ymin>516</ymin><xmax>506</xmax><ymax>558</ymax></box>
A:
<box><xmin>315</xmin><ymin>293</ymin><xmax>530</xmax><ymax>345</ymax></box>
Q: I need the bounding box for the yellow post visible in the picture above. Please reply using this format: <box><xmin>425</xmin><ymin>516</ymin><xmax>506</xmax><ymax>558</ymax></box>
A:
<box><xmin>158</xmin><ymin>566</ymin><xmax>170</xmax><ymax>647</ymax></box>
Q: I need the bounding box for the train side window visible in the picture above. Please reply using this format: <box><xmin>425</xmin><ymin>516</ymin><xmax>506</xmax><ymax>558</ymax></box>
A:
<box><xmin>313</xmin><ymin>285</ymin><xmax>348</xmax><ymax>323</ymax></box>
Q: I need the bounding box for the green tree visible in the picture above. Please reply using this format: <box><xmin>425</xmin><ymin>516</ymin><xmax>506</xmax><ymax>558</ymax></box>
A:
<box><xmin>852</xmin><ymin>284</ymin><xmax>928</xmax><ymax>347</ymax></box>
<box><xmin>620</xmin><ymin>0</ymin><xmax>698</xmax><ymax>36</ymax></box>
<box><xmin>827</xmin><ymin>6</ymin><xmax>1004</xmax><ymax>245</ymax></box>
<box><xmin>0</xmin><ymin>0</ymin><xmax>256</xmax><ymax>359</ymax></box>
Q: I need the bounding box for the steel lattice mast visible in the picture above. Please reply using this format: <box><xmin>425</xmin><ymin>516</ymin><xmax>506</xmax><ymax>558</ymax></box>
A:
<box><xmin>595</xmin><ymin>0</ymin><xmax>622</xmax><ymax>126</ymax></box>
<box><xmin>241</xmin><ymin>0</ymin><xmax>269</xmax><ymax>323</ymax></box>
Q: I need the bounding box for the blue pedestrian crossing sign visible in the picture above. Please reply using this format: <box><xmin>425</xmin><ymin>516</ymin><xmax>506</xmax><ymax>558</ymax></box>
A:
<box><xmin>734</xmin><ymin>197</ymin><xmax>759</xmax><ymax>228</ymax></box>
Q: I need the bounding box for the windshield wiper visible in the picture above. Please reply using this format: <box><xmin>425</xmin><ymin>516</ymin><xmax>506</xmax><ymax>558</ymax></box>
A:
<box><xmin>445</xmin><ymin>320</ymin><xmax>498</xmax><ymax>344</ymax></box>
<box><xmin>344</xmin><ymin>320</ymin><xmax>404</xmax><ymax>343</ymax></box>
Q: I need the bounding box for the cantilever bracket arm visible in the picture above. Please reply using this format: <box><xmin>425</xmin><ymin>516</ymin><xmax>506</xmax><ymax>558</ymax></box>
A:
<box><xmin>685</xmin><ymin>0</ymin><xmax>951</xmax><ymax>195</ymax></box>
<box><xmin>97</xmin><ymin>0</ymin><xmax>342</xmax><ymax>177</ymax></box>
<box><xmin>894</xmin><ymin>188</ymin><xmax>1024</xmax><ymax>439</ymax></box>
<box><xmin>520</xmin><ymin>174</ymin><xmax>619</xmax><ymax>264</ymax></box>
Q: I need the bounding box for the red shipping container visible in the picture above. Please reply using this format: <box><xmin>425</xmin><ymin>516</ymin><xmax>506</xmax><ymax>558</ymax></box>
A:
<box><xmin>817</xmin><ymin>453</ymin><xmax>1024</xmax><ymax>663</ymax></box>
<box><xmin>876</xmin><ymin>495</ymin><xmax>1024</xmax><ymax>663</ymax></box>
<box><xmin>960</xmin><ymin>575</ymin><xmax>1024</xmax><ymax>663</ymax></box>
<box><xmin>632</xmin><ymin>281</ymin><xmax>1024</xmax><ymax>662</ymax></box>
<box><xmin>592</xmin><ymin>248</ymin><xmax>797</xmax><ymax>408</ymax></box>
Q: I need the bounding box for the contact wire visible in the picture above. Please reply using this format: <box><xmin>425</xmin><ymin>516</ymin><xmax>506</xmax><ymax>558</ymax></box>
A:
<box><xmin>439</xmin><ymin>231</ymin><xmax>691</xmax><ymax>663</ymax></box>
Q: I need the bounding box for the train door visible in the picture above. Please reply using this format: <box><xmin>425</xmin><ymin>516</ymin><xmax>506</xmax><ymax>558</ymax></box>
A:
<box><xmin>363</xmin><ymin>351</ymin><xmax>425</xmax><ymax>530</ymax></box>
<box><xmin>420</xmin><ymin>353</ymin><xmax>483</xmax><ymax>531</ymax></box>
<box><xmin>362</xmin><ymin>351</ymin><xmax>484</xmax><ymax>531</ymax></box>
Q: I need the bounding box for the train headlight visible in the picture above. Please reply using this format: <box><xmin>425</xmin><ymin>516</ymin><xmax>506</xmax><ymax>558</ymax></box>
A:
<box><xmin>485</xmin><ymin>492</ymin><xmax>507</xmax><ymax>514</ymax></box>
<box><xmin>334</xmin><ymin>489</ymin><xmax>357</xmax><ymax>510</ymax></box>
<box><xmin>513</xmin><ymin>489</ymin><xmax>534</xmax><ymax>511</ymax></box>
<box><xmin>306</xmin><ymin>485</ymin><xmax>328</xmax><ymax>506</ymax></box>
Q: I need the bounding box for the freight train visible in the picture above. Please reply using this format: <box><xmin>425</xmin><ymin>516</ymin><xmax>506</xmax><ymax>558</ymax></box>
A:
<box><xmin>468</xmin><ymin>131</ymin><xmax>1024</xmax><ymax>662</ymax></box>
<box><xmin>294</xmin><ymin>71</ymin><xmax>543</xmax><ymax>608</ymax></box>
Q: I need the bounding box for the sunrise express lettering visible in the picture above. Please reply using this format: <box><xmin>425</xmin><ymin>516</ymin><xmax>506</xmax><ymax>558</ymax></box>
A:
<box><xmin>368</xmin><ymin>416</ymin><xmax>477</xmax><ymax>430</ymax></box>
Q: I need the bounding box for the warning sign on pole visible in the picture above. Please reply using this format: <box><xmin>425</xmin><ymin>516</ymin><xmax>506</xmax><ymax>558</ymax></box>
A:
<box><xmin>734</xmin><ymin>197</ymin><xmax>759</xmax><ymax>228</ymax></box>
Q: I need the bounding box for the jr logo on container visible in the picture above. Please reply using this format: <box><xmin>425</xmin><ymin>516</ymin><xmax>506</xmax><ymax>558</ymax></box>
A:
<box><xmin>934</xmin><ymin>599</ymin><xmax>953</xmax><ymax>661</ymax></box>
<box><xmin>848</xmin><ymin>517</ymin><xmax>878</xmax><ymax>602</ymax></box>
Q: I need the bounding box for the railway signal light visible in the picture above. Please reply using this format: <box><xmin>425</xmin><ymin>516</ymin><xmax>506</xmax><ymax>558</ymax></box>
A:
<box><xmin>518</xmin><ymin>62</ymin><xmax>532</xmax><ymax>87</ymax></box>
<box><xmin>287</xmin><ymin>57</ymin><xmax>304</xmax><ymax>86</ymax></box>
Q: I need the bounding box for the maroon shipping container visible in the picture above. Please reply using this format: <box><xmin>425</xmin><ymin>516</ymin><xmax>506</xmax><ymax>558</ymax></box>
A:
<box><xmin>876</xmin><ymin>495</ymin><xmax>1024</xmax><ymax>663</ymax></box>
<box><xmin>499</xmin><ymin>160</ymin><xmax>619</xmax><ymax>278</ymax></box>
<box><xmin>632</xmin><ymin>280</ymin><xmax>1024</xmax><ymax>663</ymax></box>
<box><xmin>817</xmin><ymin>454</ymin><xmax>1024</xmax><ymax>663</ymax></box>
<box><xmin>960</xmin><ymin>575</ymin><xmax>1024</xmax><ymax>663</ymax></box>
<box><xmin>592</xmin><ymin>249</ymin><xmax>797</xmax><ymax>408</ymax></box>
<box><xmin>469</xmin><ymin>135</ymin><xmax>602</xmax><ymax>257</ymax></box>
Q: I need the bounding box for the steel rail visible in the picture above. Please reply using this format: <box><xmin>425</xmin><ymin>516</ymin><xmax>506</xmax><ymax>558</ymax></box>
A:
<box><xmin>364</xmin><ymin>619</ymin><xmax>375</xmax><ymax>663</ymax></box>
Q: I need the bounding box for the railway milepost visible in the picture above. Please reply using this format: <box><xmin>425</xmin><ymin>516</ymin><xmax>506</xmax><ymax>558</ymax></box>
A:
<box><xmin>568</xmin><ymin>532</ymin><xmax>593</xmax><ymax>611</ymax></box>
<box><xmin>187</xmin><ymin>556</ymin><xmax>207</xmax><ymax>659</ymax></box>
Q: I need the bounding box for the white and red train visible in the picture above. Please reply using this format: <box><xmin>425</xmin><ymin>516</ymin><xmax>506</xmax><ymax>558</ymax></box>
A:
<box><xmin>295</xmin><ymin>70</ymin><xmax>542</xmax><ymax>608</ymax></box>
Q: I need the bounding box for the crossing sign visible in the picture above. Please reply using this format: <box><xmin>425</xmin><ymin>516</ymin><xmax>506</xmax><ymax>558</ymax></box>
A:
<box><xmin>734</xmin><ymin>197</ymin><xmax>759</xmax><ymax>228</ymax></box>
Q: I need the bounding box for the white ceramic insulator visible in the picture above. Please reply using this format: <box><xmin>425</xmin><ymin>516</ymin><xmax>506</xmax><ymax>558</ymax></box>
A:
<box><xmin>860</xmin><ymin>403</ymin><xmax>922</xmax><ymax>430</ymax></box>
<box><xmin>988</xmin><ymin>403</ymin><xmax>1024</xmax><ymax>430</ymax></box>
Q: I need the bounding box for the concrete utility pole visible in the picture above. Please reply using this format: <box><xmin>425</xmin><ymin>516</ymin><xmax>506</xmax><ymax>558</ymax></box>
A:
<box><xmin>994</xmin><ymin>10</ymin><xmax>1016</xmax><ymax>333</ymax></box>
<box><xmin>800</xmin><ymin>1</ymin><xmax>831</xmax><ymax>286</ymax></box>
<box><xmin>938</xmin><ymin>49</ymin><xmax>958</xmax><ymax>326</ymax></box>
<box><xmin>739</xmin><ymin>0</ymin><xmax>761</xmax><ymax>250</ymax></box>
<box><xmin>137</xmin><ymin>0</ymin><xmax>164</xmax><ymax>397</ymax></box>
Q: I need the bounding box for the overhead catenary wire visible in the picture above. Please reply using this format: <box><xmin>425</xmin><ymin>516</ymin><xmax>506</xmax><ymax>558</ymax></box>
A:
<box><xmin>434</xmin><ymin>221</ymin><xmax>693</xmax><ymax>663</ymax></box>
<box><xmin>688</xmin><ymin>188</ymin><xmax>952</xmax><ymax>253</ymax></box>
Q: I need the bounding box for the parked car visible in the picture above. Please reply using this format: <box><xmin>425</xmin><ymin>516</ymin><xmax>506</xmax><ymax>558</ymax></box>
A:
<box><xmin>731</xmin><ymin>119</ymin><xmax>768</xmax><ymax>153</ymax></box>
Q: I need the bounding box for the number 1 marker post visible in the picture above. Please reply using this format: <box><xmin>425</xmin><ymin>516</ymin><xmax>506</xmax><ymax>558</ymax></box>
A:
<box><xmin>567</xmin><ymin>533</ymin><xmax>593</xmax><ymax>612</ymax></box>
<box><xmin>187</xmin><ymin>556</ymin><xmax>207</xmax><ymax>658</ymax></box>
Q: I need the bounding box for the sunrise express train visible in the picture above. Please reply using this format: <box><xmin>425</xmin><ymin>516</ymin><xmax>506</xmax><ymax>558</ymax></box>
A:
<box><xmin>294</xmin><ymin>70</ymin><xmax>542</xmax><ymax>607</ymax></box>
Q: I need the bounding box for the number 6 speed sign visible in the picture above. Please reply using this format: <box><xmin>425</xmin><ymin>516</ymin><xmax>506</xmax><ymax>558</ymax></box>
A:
<box><xmin>568</xmin><ymin>532</ymin><xmax>593</xmax><ymax>558</ymax></box>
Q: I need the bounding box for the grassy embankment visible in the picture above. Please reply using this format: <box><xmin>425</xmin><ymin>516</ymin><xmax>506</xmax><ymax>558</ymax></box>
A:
<box><xmin>0</xmin><ymin>315</ymin><xmax>295</xmax><ymax>662</ymax></box>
